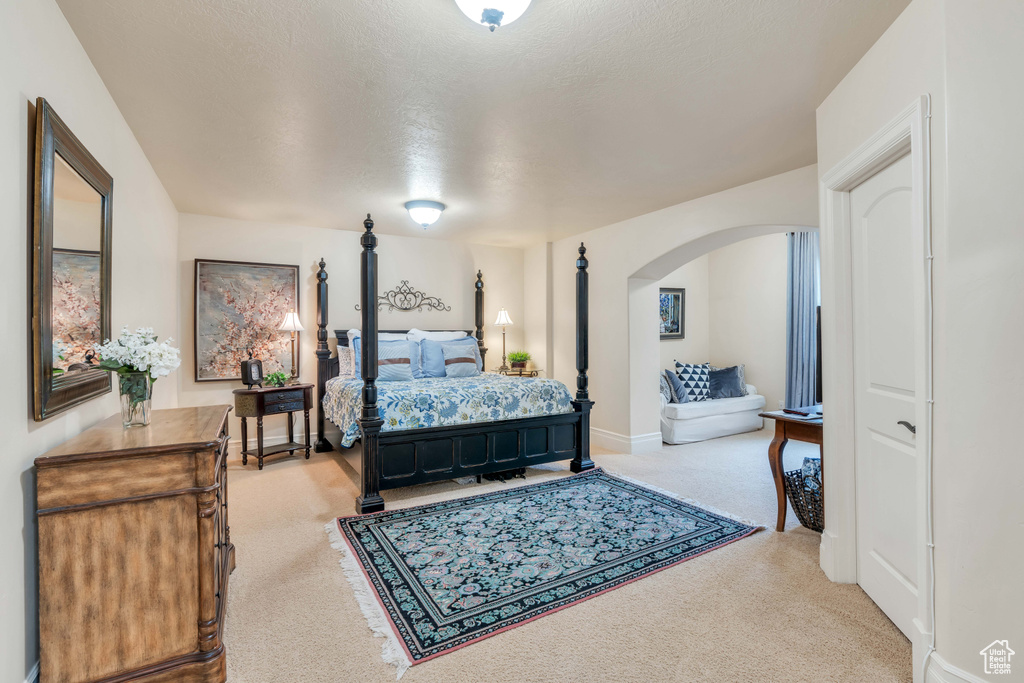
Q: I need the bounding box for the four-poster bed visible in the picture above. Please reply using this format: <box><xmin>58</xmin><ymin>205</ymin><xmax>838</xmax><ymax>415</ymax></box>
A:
<box><xmin>315</xmin><ymin>215</ymin><xmax>594</xmax><ymax>513</ymax></box>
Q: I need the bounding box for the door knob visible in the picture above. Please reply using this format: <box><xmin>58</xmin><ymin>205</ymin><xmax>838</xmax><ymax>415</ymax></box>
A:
<box><xmin>897</xmin><ymin>421</ymin><xmax>916</xmax><ymax>434</ymax></box>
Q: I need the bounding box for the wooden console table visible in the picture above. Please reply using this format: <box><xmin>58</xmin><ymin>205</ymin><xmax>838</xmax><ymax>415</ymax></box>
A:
<box><xmin>233</xmin><ymin>383</ymin><xmax>313</xmax><ymax>469</ymax></box>
<box><xmin>759</xmin><ymin>408</ymin><xmax>823</xmax><ymax>532</ymax></box>
<box><xmin>35</xmin><ymin>406</ymin><xmax>234</xmax><ymax>683</ymax></box>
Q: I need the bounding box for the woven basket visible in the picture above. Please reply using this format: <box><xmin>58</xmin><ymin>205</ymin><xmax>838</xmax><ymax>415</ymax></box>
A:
<box><xmin>783</xmin><ymin>468</ymin><xmax>824</xmax><ymax>532</ymax></box>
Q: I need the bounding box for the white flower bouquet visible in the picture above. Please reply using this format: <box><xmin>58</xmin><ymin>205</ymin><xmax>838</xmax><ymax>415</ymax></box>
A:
<box><xmin>95</xmin><ymin>327</ymin><xmax>181</xmax><ymax>427</ymax></box>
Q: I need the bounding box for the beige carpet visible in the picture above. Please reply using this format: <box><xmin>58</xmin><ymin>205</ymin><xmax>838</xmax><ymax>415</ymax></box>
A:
<box><xmin>222</xmin><ymin>429</ymin><xmax>911</xmax><ymax>682</ymax></box>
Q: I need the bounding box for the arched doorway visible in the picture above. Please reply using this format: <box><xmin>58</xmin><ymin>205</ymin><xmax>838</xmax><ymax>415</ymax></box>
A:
<box><xmin>625</xmin><ymin>224</ymin><xmax>816</xmax><ymax>448</ymax></box>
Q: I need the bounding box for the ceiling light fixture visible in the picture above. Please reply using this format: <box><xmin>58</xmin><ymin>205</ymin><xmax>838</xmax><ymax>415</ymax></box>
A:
<box><xmin>455</xmin><ymin>0</ymin><xmax>532</xmax><ymax>31</ymax></box>
<box><xmin>405</xmin><ymin>200</ymin><xmax>446</xmax><ymax>228</ymax></box>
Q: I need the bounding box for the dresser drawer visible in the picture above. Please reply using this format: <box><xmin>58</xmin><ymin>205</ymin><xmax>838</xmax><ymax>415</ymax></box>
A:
<box><xmin>264</xmin><ymin>389</ymin><xmax>303</xmax><ymax>405</ymax></box>
<box><xmin>265</xmin><ymin>400</ymin><xmax>305</xmax><ymax>415</ymax></box>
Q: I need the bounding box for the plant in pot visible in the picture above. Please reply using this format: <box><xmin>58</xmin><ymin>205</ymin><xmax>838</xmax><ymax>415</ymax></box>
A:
<box><xmin>507</xmin><ymin>351</ymin><xmax>531</xmax><ymax>370</ymax></box>
<box><xmin>265</xmin><ymin>371</ymin><xmax>289</xmax><ymax>388</ymax></box>
<box><xmin>94</xmin><ymin>327</ymin><xmax>181</xmax><ymax>429</ymax></box>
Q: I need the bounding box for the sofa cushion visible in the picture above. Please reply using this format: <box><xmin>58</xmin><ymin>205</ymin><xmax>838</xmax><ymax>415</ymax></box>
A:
<box><xmin>663</xmin><ymin>392</ymin><xmax>765</xmax><ymax>420</ymax></box>
<box><xmin>709</xmin><ymin>365</ymin><xmax>746</xmax><ymax>398</ymax></box>
<box><xmin>673</xmin><ymin>362</ymin><xmax>710</xmax><ymax>402</ymax></box>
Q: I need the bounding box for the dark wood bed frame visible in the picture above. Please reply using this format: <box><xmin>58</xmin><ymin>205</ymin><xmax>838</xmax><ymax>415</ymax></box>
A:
<box><xmin>315</xmin><ymin>214</ymin><xmax>594</xmax><ymax>513</ymax></box>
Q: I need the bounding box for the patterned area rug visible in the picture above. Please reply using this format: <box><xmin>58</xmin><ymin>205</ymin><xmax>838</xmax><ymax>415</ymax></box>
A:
<box><xmin>326</xmin><ymin>468</ymin><xmax>760</xmax><ymax>673</ymax></box>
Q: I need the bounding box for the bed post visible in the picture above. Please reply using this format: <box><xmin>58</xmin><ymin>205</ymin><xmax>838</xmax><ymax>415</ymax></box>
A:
<box><xmin>571</xmin><ymin>242</ymin><xmax>596</xmax><ymax>473</ymax></box>
<box><xmin>357</xmin><ymin>215</ymin><xmax>385</xmax><ymax>514</ymax></box>
<box><xmin>475</xmin><ymin>270</ymin><xmax>487</xmax><ymax>367</ymax></box>
<box><xmin>314</xmin><ymin>258</ymin><xmax>333</xmax><ymax>452</ymax></box>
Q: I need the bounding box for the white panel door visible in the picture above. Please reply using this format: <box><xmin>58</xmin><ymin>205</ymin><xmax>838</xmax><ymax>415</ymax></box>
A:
<box><xmin>850</xmin><ymin>153</ymin><xmax>918</xmax><ymax>639</ymax></box>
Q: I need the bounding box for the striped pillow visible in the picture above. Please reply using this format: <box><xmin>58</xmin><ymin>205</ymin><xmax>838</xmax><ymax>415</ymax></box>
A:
<box><xmin>377</xmin><ymin>341</ymin><xmax>415</xmax><ymax>381</ymax></box>
<box><xmin>442</xmin><ymin>343</ymin><xmax>480</xmax><ymax>378</ymax></box>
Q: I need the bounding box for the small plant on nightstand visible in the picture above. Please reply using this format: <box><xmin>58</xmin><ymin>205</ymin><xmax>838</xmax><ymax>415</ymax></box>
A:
<box><xmin>507</xmin><ymin>351</ymin><xmax>531</xmax><ymax>369</ymax></box>
<box><xmin>265</xmin><ymin>371</ymin><xmax>289</xmax><ymax>387</ymax></box>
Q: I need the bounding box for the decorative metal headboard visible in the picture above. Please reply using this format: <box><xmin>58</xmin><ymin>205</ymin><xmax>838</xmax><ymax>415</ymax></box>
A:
<box><xmin>355</xmin><ymin>281</ymin><xmax>451</xmax><ymax>312</ymax></box>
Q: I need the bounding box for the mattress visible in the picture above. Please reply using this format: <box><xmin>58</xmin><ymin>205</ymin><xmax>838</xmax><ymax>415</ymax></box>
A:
<box><xmin>662</xmin><ymin>392</ymin><xmax>766</xmax><ymax>420</ymax></box>
<box><xmin>323</xmin><ymin>373</ymin><xmax>575</xmax><ymax>448</ymax></box>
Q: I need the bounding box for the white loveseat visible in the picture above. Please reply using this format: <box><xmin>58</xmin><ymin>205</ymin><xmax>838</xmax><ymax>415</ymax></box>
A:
<box><xmin>660</xmin><ymin>384</ymin><xmax>766</xmax><ymax>444</ymax></box>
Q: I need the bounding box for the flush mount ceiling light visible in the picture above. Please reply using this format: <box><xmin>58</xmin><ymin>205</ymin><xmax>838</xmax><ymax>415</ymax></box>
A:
<box><xmin>455</xmin><ymin>0</ymin><xmax>532</xmax><ymax>31</ymax></box>
<box><xmin>405</xmin><ymin>200</ymin><xmax>446</xmax><ymax>228</ymax></box>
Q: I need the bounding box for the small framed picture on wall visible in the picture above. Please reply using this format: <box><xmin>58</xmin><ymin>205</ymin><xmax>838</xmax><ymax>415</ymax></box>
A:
<box><xmin>659</xmin><ymin>288</ymin><xmax>685</xmax><ymax>340</ymax></box>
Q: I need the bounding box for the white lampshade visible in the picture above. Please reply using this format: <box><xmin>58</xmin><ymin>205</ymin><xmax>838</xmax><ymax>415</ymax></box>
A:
<box><xmin>278</xmin><ymin>310</ymin><xmax>304</xmax><ymax>332</ymax></box>
<box><xmin>405</xmin><ymin>200</ymin><xmax>445</xmax><ymax>228</ymax></box>
<box><xmin>455</xmin><ymin>0</ymin><xmax>532</xmax><ymax>31</ymax></box>
<box><xmin>494</xmin><ymin>308</ymin><xmax>514</xmax><ymax>326</ymax></box>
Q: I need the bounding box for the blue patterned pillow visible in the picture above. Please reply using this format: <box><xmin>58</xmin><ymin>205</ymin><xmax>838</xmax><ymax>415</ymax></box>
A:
<box><xmin>442</xmin><ymin>343</ymin><xmax>481</xmax><ymax>378</ymax></box>
<box><xmin>674</xmin><ymin>362</ymin><xmax>710</xmax><ymax>402</ymax></box>
<box><xmin>659</xmin><ymin>373</ymin><xmax>671</xmax><ymax>402</ymax></box>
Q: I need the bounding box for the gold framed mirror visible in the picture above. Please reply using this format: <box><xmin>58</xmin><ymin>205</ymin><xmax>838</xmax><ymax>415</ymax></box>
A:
<box><xmin>32</xmin><ymin>98</ymin><xmax>112</xmax><ymax>421</ymax></box>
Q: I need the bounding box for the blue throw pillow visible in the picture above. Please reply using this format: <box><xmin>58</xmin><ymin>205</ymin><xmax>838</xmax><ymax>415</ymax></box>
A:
<box><xmin>674</xmin><ymin>362</ymin><xmax>710</xmax><ymax>402</ymax></box>
<box><xmin>708</xmin><ymin>365</ymin><xmax>745</xmax><ymax>399</ymax></box>
<box><xmin>421</xmin><ymin>337</ymin><xmax>479</xmax><ymax>377</ymax></box>
<box><xmin>663</xmin><ymin>369</ymin><xmax>689</xmax><ymax>404</ymax></box>
<box><xmin>352</xmin><ymin>338</ymin><xmax>420</xmax><ymax>379</ymax></box>
<box><xmin>442</xmin><ymin>343</ymin><xmax>481</xmax><ymax>378</ymax></box>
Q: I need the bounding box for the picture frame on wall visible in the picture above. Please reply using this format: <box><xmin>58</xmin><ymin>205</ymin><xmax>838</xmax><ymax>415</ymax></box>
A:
<box><xmin>659</xmin><ymin>287</ymin><xmax>685</xmax><ymax>340</ymax></box>
<box><xmin>194</xmin><ymin>259</ymin><xmax>300</xmax><ymax>382</ymax></box>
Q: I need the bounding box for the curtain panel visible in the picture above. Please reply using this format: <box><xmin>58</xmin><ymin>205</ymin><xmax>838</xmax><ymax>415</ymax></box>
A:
<box><xmin>785</xmin><ymin>231</ymin><xmax>820</xmax><ymax>408</ymax></box>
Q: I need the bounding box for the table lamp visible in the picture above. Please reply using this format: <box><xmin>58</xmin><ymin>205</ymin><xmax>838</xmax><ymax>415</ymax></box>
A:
<box><xmin>494</xmin><ymin>308</ymin><xmax>513</xmax><ymax>373</ymax></box>
<box><xmin>278</xmin><ymin>309</ymin><xmax>304</xmax><ymax>381</ymax></box>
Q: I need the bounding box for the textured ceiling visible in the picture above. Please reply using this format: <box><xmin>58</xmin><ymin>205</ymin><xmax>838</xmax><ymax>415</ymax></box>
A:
<box><xmin>56</xmin><ymin>0</ymin><xmax>909</xmax><ymax>247</ymax></box>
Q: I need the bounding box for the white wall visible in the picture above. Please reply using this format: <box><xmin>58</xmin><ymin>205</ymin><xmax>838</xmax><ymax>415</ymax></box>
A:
<box><xmin>656</xmin><ymin>255</ymin><xmax>709</xmax><ymax>371</ymax></box>
<box><xmin>522</xmin><ymin>242</ymin><xmax>553</xmax><ymax>373</ymax></box>
<box><xmin>818</xmin><ymin>0</ymin><xmax>1024</xmax><ymax>676</ymax></box>
<box><xmin>708</xmin><ymin>234</ymin><xmax>789</xmax><ymax>412</ymax></box>
<box><xmin>549</xmin><ymin>166</ymin><xmax>818</xmax><ymax>450</ymax></box>
<box><xmin>177</xmin><ymin>213</ymin><xmax>525</xmax><ymax>446</ymax></box>
<box><xmin>0</xmin><ymin>0</ymin><xmax>180</xmax><ymax>679</ymax></box>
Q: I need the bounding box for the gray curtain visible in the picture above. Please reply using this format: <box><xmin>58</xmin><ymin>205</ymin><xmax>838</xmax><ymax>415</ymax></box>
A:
<box><xmin>785</xmin><ymin>231</ymin><xmax>820</xmax><ymax>408</ymax></box>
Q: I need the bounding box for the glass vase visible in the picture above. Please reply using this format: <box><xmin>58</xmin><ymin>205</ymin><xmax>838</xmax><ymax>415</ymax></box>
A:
<box><xmin>118</xmin><ymin>372</ymin><xmax>152</xmax><ymax>428</ymax></box>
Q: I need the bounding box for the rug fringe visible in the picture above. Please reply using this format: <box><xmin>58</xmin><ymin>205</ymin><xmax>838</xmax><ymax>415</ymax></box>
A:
<box><xmin>324</xmin><ymin>521</ymin><xmax>412</xmax><ymax>679</ymax></box>
<box><xmin>603</xmin><ymin>470</ymin><xmax>767</xmax><ymax>530</ymax></box>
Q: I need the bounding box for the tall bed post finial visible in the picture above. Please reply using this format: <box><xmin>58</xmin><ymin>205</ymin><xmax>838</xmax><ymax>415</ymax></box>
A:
<box><xmin>314</xmin><ymin>258</ymin><xmax>333</xmax><ymax>452</ymax></box>
<box><xmin>357</xmin><ymin>214</ymin><xmax>385</xmax><ymax>513</ymax></box>
<box><xmin>570</xmin><ymin>241</ymin><xmax>595</xmax><ymax>473</ymax></box>
<box><xmin>475</xmin><ymin>270</ymin><xmax>487</xmax><ymax>367</ymax></box>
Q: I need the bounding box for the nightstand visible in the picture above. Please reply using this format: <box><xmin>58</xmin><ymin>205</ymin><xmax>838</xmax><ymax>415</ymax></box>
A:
<box><xmin>232</xmin><ymin>383</ymin><xmax>313</xmax><ymax>469</ymax></box>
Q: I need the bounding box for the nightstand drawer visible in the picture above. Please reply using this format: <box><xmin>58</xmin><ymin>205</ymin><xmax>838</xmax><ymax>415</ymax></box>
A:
<box><xmin>264</xmin><ymin>389</ymin><xmax>303</xmax><ymax>405</ymax></box>
<box><xmin>265</xmin><ymin>400</ymin><xmax>305</xmax><ymax>415</ymax></box>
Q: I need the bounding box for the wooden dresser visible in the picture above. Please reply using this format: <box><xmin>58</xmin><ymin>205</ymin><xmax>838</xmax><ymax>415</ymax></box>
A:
<box><xmin>35</xmin><ymin>406</ymin><xmax>234</xmax><ymax>683</ymax></box>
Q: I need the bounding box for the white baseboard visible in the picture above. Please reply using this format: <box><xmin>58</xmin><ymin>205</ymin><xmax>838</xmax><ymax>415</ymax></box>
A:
<box><xmin>25</xmin><ymin>661</ymin><xmax>39</xmax><ymax>683</ymax></box>
<box><xmin>925</xmin><ymin>651</ymin><xmax>985</xmax><ymax>683</ymax></box>
<box><xmin>591</xmin><ymin>428</ymin><xmax>662</xmax><ymax>455</ymax></box>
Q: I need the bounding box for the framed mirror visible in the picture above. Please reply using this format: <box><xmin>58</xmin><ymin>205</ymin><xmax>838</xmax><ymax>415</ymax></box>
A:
<box><xmin>32</xmin><ymin>98</ymin><xmax>112</xmax><ymax>421</ymax></box>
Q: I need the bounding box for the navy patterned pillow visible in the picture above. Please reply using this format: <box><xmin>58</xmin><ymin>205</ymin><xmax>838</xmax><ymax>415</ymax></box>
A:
<box><xmin>674</xmin><ymin>362</ymin><xmax>710</xmax><ymax>402</ymax></box>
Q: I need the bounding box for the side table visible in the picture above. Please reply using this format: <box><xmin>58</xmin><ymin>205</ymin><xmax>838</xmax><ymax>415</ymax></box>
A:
<box><xmin>758</xmin><ymin>408</ymin><xmax>824</xmax><ymax>531</ymax></box>
<box><xmin>233</xmin><ymin>383</ymin><xmax>313</xmax><ymax>469</ymax></box>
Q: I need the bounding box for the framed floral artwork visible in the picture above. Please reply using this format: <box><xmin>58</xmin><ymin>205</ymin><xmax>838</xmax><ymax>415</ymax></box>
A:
<box><xmin>659</xmin><ymin>287</ymin><xmax>685</xmax><ymax>340</ymax></box>
<box><xmin>52</xmin><ymin>249</ymin><xmax>102</xmax><ymax>370</ymax></box>
<box><xmin>194</xmin><ymin>259</ymin><xmax>300</xmax><ymax>382</ymax></box>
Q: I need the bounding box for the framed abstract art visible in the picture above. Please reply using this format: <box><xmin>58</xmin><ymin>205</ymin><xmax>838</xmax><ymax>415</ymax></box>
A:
<box><xmin>659</xmin><ymin>287</ymin><xmax>685</xmax><ymax>340</ymax></box>
<box><xmin>194</xmin><ymin>259</ymin><xmax>299</xmax><ymax>382</ymax></box>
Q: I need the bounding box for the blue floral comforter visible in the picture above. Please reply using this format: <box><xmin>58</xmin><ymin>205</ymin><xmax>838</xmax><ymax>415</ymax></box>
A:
<box><xmin>324</xmin><ymin>374</ymin><xmax>575</xmax><ymax>447</ymax></box>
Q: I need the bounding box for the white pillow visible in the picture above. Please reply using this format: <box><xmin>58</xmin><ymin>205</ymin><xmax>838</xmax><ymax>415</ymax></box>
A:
<box><xmin>407</xmin><ymin>328</ymin><xmax>471</xmax><ymax>342</ymax></box>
